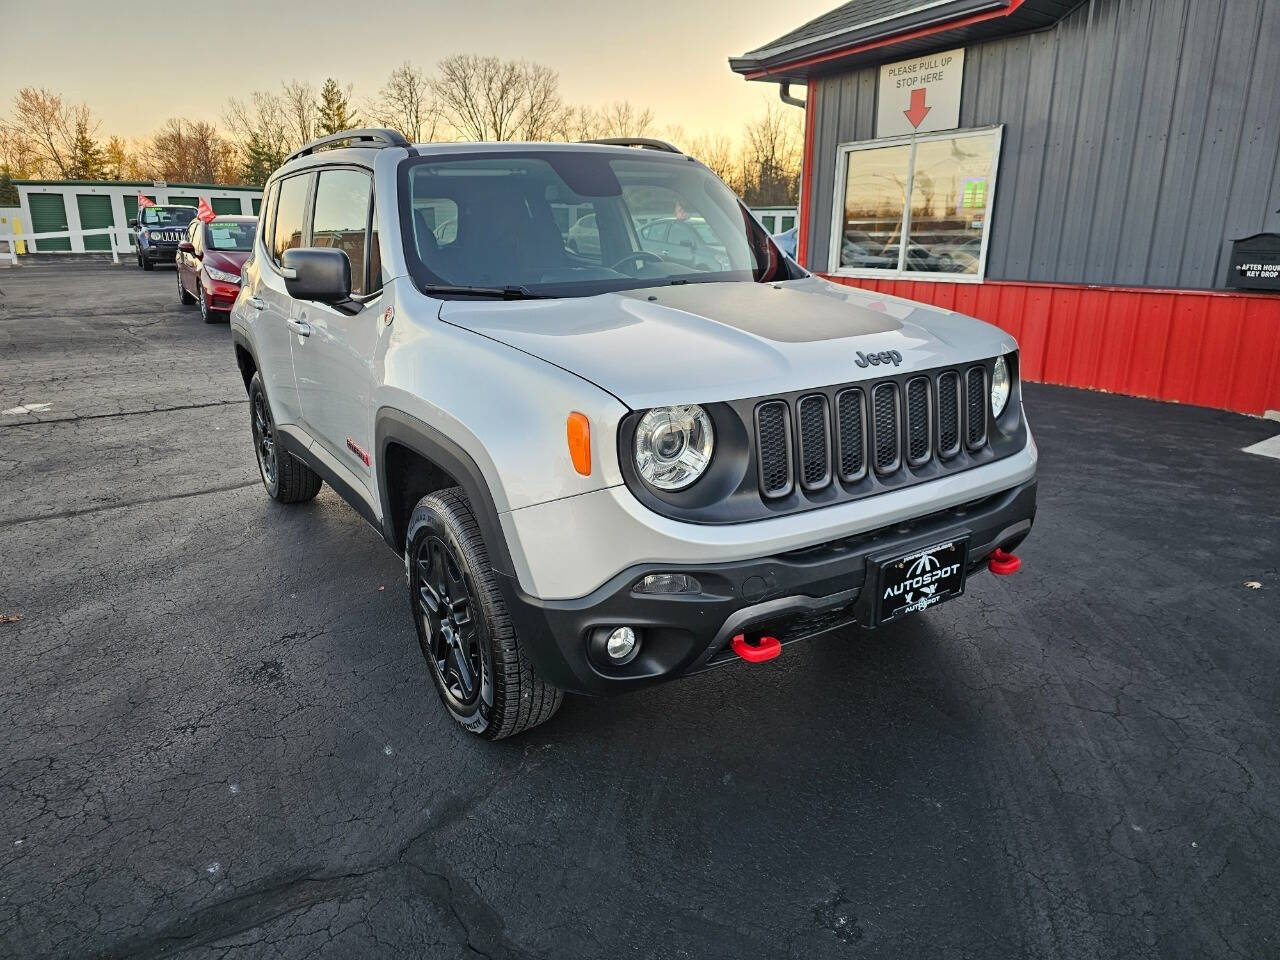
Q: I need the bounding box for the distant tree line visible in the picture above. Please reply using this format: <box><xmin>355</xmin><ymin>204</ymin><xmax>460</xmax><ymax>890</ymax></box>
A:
<box><xmin>0</xmin><ymin>57</ymin><xmax>800</xmax><ymax>206</ymax></box>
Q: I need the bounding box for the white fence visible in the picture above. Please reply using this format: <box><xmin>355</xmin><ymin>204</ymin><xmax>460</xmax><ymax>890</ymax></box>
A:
<box><xmin>0</xmin><ymin>226</ymin><xmax>131</xmax><ymax>266</ymax></box>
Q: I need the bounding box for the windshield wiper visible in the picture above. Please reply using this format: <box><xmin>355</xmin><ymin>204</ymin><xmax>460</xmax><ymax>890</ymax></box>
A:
<box><xmin>422</xmin><ymin>284</ymin><xmax>550</xmax><ymax>300</ymax></box>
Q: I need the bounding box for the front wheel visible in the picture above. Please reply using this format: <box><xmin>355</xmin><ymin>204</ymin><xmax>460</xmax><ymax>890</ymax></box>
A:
<box><xmin>141</xmin><ymin>253</ymin><xmax>154</xmax><ymax>271</ymax></box>
<box><xmin>407</xmin><ymin>489</ymin><xmax>562</xmax><ymax>740</ymax></box>
<box><xmin>178</xmin><ymin>269</ymin><xmax>196</xmax><ymax>305</ymax></box>
<box><xmin>248</xmin><ymin>372</ymin><xmax>321</xmax><ymax>503</ymax></box>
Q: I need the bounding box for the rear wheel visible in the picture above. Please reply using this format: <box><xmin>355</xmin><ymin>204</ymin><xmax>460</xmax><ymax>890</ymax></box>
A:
<box><xmin>407</xmin><ymin>489</ymin><xmax>562</xmax><ymax>740</ymax></box>
<box><xmin>248</xmin><ymin>373</ymin><xmax>321</xmax><ymax>503</ymax></box>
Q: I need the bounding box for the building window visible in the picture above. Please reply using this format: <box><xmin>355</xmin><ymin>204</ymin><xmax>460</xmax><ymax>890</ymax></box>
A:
<box><xmin>830</xmin><ymin>126</ymin><xmax>1001</xmax><ymax>281</ymax></box>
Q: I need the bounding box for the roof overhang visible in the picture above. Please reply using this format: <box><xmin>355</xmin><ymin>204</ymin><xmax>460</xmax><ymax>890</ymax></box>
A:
<box><xmin>730</xmin><ymin>0</ymin><xmax>1075</xmax><ymax>83</ymax></box>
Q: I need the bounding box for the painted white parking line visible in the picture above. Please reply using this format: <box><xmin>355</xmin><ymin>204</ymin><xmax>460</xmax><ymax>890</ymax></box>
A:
<box><xmin>1243</xmin><ymin>434</ymin><xmax>1280</xmax><ymax>460</ymax></box>
<box><xmin>1</xmin><ymin>403</ymin><xmax>52</xmax><ymax>416</ymax></box>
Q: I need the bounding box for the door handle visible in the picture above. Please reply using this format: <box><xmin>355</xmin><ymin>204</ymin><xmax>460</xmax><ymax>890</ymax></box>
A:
<box><xmin>247</xmin><ymin>297</ymin><xmax>266</xmax><ymax>311</ymax></box>
<box><xmin>286</xmin><ymin>318</ymin><xmax>312</xmax><ymax>337</ymax></box>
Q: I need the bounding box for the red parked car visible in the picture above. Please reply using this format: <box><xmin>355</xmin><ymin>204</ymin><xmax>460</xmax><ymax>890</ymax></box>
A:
<box><xmin>176</xmin><ymin>216</ymin><xmax>257</xmax><ymax>323</ymax></box>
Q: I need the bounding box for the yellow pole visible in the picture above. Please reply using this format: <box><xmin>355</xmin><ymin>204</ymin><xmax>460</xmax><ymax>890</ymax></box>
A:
<box><xmin>14</xmin><ymin>218</ymin><xmax>24</xmax><ymax>256</ymax></box>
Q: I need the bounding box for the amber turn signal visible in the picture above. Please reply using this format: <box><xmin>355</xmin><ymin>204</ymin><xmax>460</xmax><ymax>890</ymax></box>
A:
<box><xmin>567</xmin><ymin>412</ymin><xmax>591</xmax><ymax>476</ymax></box>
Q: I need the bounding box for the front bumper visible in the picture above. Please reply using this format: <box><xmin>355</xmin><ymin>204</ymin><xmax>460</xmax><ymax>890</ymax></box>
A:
<box><xmin>203</xmin><ymin>278</ymin><xmax>241</xmax><ymax>311</ymax></box>
<box><xmin>499</xmin><ymin>477</ymin><xmax>1036</xmax><ymax>695</ymax></box>
<box><xmin>142</xmin><ymin>243</ymin><xmax>179</xmax><ymax>263</ymax></box>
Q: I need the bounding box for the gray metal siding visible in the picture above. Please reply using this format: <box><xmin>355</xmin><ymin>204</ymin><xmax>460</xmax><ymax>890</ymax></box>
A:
<box><xmin>806</xmin><ymin>0</ymin><xmax>1280</xmax><ymax>289</ymax></box>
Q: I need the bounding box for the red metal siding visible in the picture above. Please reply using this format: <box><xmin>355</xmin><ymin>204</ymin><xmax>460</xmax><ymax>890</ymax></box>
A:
<box><xmin>824</xmin><ymin>276</ymin><xmax>1280</xmax><ymax>417</ymax></box>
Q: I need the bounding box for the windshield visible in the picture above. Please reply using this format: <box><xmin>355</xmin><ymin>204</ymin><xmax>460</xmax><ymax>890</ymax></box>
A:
<box><xmin>205</xmin><ymin>220</ymin><xmax>255</xmax><ymax>251</ymax></box>
<box><xmin>399</xmin><ymin>151</ymin><xmax>800</xmax><ymax>298</ymax></box>
<box><xmin>141</xmin><ymin>206</ymin><xmax>196</xmax><ymax>226</ymax></box>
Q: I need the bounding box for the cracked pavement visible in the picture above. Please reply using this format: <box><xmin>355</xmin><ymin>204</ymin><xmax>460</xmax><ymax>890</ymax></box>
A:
<box><xmin>1</xmin><ymin>261</ymin><xmax>1278</xmax><ymax>959</ymax></box>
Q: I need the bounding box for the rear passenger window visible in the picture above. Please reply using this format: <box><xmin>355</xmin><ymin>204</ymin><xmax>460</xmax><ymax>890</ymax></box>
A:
<box><xmin>312</xmin><ymin>169</ymin><xmax>373</xmax><ymax>296</ymax></box>
<box><xmin>272</xmin><ymin>175</ymin><xmax>311</xmax><ymax>267</ymax></box>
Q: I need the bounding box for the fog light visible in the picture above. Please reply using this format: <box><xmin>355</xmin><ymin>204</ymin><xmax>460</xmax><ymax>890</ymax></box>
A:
<box><xmin>605</xmin><ymin>626</ymin><xmax>637</xmax><ymax>660</ymax></box>
<box><xmin>634</xmin><ymin>573</ymin><xmax>701</xmax><ymax>595</ymax></box>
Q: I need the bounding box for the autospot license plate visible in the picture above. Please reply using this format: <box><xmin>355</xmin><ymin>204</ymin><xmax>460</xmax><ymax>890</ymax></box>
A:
<box><xmin>875</xmin><ymin>538</ymin><xmax>969</xmax><ymax>624</ymax></box>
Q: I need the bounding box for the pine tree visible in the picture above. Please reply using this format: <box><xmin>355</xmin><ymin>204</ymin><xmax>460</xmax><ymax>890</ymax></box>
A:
<box><xmin>67</xmin><ymin>117</ymin><xmax>105</xmax><ymax>180</ymax></box>
<box><xmin>316</xmin><ymin>79</ymin><xmax>358</xmax><ymax>136</ymax></box>
<box><xmin>240</xmin><ymin>132</ymin><xmax>286</xmax><ymax>187</ymax></box>
<box><xmin>0</xmin><ymin>170</ymin><xmax>18</xmax><ymax>206</ymax></box>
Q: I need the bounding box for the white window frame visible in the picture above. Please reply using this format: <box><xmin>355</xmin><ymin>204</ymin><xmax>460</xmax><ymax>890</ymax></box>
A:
<box><xmin>828</xmin><ymin>124</ymin><xmax>1003</xmax><ymax>284</ymax></box>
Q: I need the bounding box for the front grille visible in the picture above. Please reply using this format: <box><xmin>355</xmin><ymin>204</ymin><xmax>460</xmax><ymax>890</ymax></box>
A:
<box><xmin>937</xmin><ymin>371</ymin><xmax>961</xmax><ymax>457</ymax></box>
<box><xmin>835</xmin><ymin>389</ymin><xmax>865</xmax><ymax>481</ymax></box>
<box><xmin>796</xmin><ymin>395</ymin><xmax>831</xmax><ymax>490</ymax></box>
<box><xmin>872</xmin><ymin>383</ymin><xmax>900</xmax><ymax>474</ymax></box>
<box><xmin>755</xmin><ymin>400</ymin><xmax>793</xmax><ymax>497</ymax></box>
<box><xmin>966</xmin><ymin>366</ymin><xmax>987</xmax><ymax>448</ymax></box>
<box><xmin>905</xmin><ymin>377</ymin><xmax>930</xmax><ymax>466</ymax></box>
<box><xmin>751</xmin><ymin>362</ymin><xmax>1000</xmax><ymax>501</ymax></box>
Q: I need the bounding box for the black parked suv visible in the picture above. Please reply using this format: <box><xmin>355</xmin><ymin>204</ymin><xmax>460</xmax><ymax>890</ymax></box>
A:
<box><xmin>131</xmin><ymin>205</ymin><xmax>198</xmax><ymax>270</ymax></box>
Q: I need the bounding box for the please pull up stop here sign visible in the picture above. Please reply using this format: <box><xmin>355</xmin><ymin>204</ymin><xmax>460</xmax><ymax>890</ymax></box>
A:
<box><xmin>876</xmin><ymin>48</ymin><xmax>965</xmax><ymax>138</ymax></box>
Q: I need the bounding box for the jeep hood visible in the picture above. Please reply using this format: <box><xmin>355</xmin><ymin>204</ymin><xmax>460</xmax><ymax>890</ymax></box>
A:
<box><xmin>437</xmin><ymin>276</ymin><xmax>1018</xmax><ymax>409</ymax></box>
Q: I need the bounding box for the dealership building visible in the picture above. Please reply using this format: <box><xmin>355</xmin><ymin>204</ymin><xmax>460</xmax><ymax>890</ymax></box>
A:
<box><xmin>733</xmin><ymin>0</ymin><xmax>1280</xmax><ymax>416</ymax></box>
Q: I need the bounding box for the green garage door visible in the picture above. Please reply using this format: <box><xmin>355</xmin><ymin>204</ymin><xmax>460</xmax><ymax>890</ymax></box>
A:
<box><xmin>124</xmin><ymin>194</ymin><xmax>156</xmax><ymax>227</ymax></box>
<box><xmin>168</xmin><ymin>195</ymin><xmax>199</xmax><ymax>208</ymax></box>
<box><xmin>28</xmin><ymin>193</ymin><xmax>70</xmax><ymax>251</ymax></box>
<box><xmin>211</xmin><ymin>197</ymin><xmax>242</xmax><ymax>216</ymax></box>
<box><xmin>251</xmin><ymin>197</ymin><xmax>262</xmax><ymax>215</ymax></box>
<box><xmin>76</xmin><ymin>194</ymin><xmax>114</xmax><ymax>250</ymax></box>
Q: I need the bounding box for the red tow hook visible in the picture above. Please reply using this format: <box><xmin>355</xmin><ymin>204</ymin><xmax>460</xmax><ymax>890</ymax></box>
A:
<box><xmin>989</xmin><ymin>548</ymin><xmax>1022</xmax><ymax>576</ymax></box>
<box><xmin>731</xmin><ymin>633</ymin><xmax>782</xmax><ymax>663</ymax></box>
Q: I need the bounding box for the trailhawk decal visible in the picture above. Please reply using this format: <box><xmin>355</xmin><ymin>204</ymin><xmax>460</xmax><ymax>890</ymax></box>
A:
<box><xmin>346</xmin><ymin>438</ymin><xmax>371</xmax><ymax>467</ymax></box>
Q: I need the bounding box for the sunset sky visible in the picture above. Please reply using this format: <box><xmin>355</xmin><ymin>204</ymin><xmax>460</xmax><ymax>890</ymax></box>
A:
<box><xmin>3</xmin><ymin>0</ymin><xmax>834</xmax><ymax>141</ymax></box>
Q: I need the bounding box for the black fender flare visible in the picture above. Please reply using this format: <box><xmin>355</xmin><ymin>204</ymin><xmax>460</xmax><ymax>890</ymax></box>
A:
<box><xmin>374</xmin><ymin>408</ymin><xmax>516</xmax><ymax>578</ymax></box>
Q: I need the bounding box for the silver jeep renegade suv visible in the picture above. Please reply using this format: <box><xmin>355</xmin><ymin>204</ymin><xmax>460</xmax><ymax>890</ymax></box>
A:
<box><xmin>230</xmin><ymin>129</ymin><xmax>1037</xmax><ymax>739</ymax></box>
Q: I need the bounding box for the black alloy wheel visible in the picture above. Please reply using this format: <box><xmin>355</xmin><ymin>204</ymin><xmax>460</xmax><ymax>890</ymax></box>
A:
<box><xmin>251</xmin><ymin>387</ymin><xmax>278</xmax><ymax>493</ymax></box>
<box><xmin>413</xmin><ymin>534</ymin><xmax>486</xmax><ymax>712</ymax></box>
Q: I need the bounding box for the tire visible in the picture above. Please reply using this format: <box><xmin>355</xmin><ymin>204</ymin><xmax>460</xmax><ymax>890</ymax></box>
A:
<box><xmin>141</xmin><ymin>252</ymin><xmax>154</xmax><ymax>271</ymax></box>
<box><xmin>248</xmin><ymin>372</ymin><xmax>322</xmax><ymax>503</ymax></box>
<box><xmin>407</xmin><ymin>488</ymin><xmax>562</xmax><ymax>740</ymax></box>
<box><xmin>199</xmin><ymin>289</ymin><xmax>220</xmax><ymax>323</ymax></box>
<box><xmin>178</xmin><ymin>269</ymin><xmax>196</xmax><ymax>305</ymax></box>
<box><xmin>136</xmin><ymin>250</ymin><xmax>144</xmax><ymax>270</ymax></box>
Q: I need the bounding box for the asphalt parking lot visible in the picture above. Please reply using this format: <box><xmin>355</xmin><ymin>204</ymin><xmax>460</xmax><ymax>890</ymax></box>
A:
<box><xmin>1</xmin><ymin>260</ymin><xmax>1278</xmax><ymax>960</ymax></box>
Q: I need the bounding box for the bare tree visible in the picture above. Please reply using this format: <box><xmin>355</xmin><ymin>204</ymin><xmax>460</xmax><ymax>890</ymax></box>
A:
<box><xmin>739</xmin><ymin>103</ymin><xmax>802</xmax><ymax>206</ymax></box>
<box><xmin>560</xmin><ymin>105</ymin><xmax>606</xmax><ymax>142</ymax></box>
<box><xmin>433</xmin><ymin>55</ymin><xmax>567</xmax><ymax>142</ymax></box>
<box><xmin>368</xmin><ymin>62</ymin><xmax>439</xmax><ymax>142</ymax></box>
<box><xmin>0</xmin><ymin>119</ymin><xmax>42</xmax><ymax>178</ymax></box>
<box><xmin>597</xmin><ymin>101</ymin><xmax>655</xmax><ymax>139</ymax></box>
<box><xmin>7</xmin><ymin>88</ymin><xmax>99</xmax><ymax>178</ymax></box>
<box><xmin>687</xmin><ymin>132</ymin><xmax>739</xmax><ymax>189</ymax></box>
<box><xmin>224</xmin><ymin>90</ymin><xmax>292</xmax><ymax>184</ymax></box>
<box><xmin>142</xmin><ymin>119</ymin><xmax>237</xmax><ymax>184</ymax></box>
<box><xmin>280</xmin><ymin>80</ymin><xmax>318</xmax><ymax>147</ymax></box>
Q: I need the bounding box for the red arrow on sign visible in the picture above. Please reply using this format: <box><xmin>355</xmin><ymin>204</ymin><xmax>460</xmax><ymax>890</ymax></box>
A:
<box><xmin>904</xmin><ymin>88</ymin><xmax>932</xmax><ymax>128</ymax></box>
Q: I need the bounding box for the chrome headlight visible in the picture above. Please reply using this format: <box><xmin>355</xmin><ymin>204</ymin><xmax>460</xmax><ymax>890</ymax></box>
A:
<box><xmin>634</xmin><ymin>405</ymin><xmax>714</xmax><ymax>491</ymax></box>
<box><xmin>991</xmin><ymin>355</ymin><xmax>1011</xmax><ymax>418</ymax></box>
<box><xmin>205</xmin><ymin>266</ymin><xmax>241</xmax><ymax>284</ymax></box>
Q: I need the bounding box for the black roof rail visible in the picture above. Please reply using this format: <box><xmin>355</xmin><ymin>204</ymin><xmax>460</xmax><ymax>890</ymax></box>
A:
<box><xmin>581</xmin><ymin>137</ymin><xmax>683</xmax><ymax>154</ymax></box>
<box><xmin>285</xmin><ymin>128</ymin><xmax>411</xmax><ymax>164</ymax></box>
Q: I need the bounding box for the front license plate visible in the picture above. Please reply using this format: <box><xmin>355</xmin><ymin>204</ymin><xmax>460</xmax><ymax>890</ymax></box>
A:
<box><xmin>875</xmin><ymin>538</ymin><xmax>969</xmax><ymax>624</ymax></box>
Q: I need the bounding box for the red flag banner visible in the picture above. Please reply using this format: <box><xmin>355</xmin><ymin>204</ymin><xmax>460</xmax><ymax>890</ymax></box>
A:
<box><xmin>136</xmin><ymin>193</ymin><xmax>155</xmax><ymax>209</ymax></box>
<box><xmin>196</xmin><ymin>197</ymin><xmax>216</xmax><ymax>223</ymax></box>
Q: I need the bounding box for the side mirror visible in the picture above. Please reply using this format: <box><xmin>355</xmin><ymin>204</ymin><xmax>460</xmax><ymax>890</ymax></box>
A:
<box><xmin>128</xmin><ymin>218</ymin><xmax>137</xmax><ymax>229</ymax></box>
<box><xmin>178</xmin><ymin>241</ymin><xmax>196</xmax><ymax>254</ymax></box>
<box><xmin>282</xmin><ymin>247</ymin><xmax>351</xmax><ymax>304</ymax></box>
